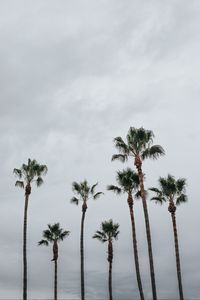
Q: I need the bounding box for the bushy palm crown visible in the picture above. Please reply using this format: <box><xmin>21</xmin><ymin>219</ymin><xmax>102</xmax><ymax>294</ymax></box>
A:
<box><xmin>93</xmin><ymin>220</ymin><xmax>120</xmax><ymax>243</ymax></box>
<box><xmin>149</xmin><ymin>174</ymin><xmax>187</xmax><ymax>205</ymax></box>
<box><xmin>38</xmin><ymin>223</ymin><xmax>70</xmax><ymax>246</ymax></box>
<box><xmin>13</xmin><ymin>158</ymin><xmax>48</xmax><ymax>188</ymax></box>
<box><xmin>107</xmin><ymin>168</ymin><xmax>140</xmax><ymax>195</ymax></box>
<box><xmin>70</xmin><ymin>180</ymin><xmax>103</xmax><ymax>205</ymax></box>
<box><xmin>112</xmin><ymin>127</ymin><xmax>165</xmax><ymax>163</ymax></box>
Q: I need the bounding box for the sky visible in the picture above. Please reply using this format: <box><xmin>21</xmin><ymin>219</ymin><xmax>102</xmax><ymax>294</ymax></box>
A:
<box><xmin>0</xmin><ymin>0</ymin><xmax>200</xmax><ymax>299</ymax></box>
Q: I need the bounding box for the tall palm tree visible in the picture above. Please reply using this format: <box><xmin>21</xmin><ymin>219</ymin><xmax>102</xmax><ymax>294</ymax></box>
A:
<box><xmin>38</xmin><ymin>223</ymin><xmax>70</xmax><ymax>300</ymax></box>
<box><xmin>70</xmin><ymin>180</ymin><xmax>103</xmax><ymax>300</ymax></box>
<box><xmin>93</xmin><ymin>219</ymin><xmax>120</xmax><ymax>300</ymax></box>
<box><xmin>107</xmin><ymin>168</ymin><xmax>144</xmax><ymax>300</ymax></box>
<box><xmin>112</xmin><ymin>127</ymin><xmax>165</xmax><ymax>300</ymax></box>
<box><xmin>149</xmin><ymin>174</ymin><xmax>187</xmax><ymax>300</ymax></box>
<box><xmin>13</xmin><ymin>158</ymin><xmax>47</xmax><ymax>300</ymax></box>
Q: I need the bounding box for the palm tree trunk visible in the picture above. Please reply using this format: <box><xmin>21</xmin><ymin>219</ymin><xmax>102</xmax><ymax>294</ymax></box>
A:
<box><xmin>54</xmin><ymin>259</ymin><xmax>58</xmax><ymax>300</ymax></box>
<box><xmin>23</xmin><ymin>184</ymin><xmax>31</xmax><ymax>300</ymax></box>
<box><xmin>128</xmin><ymin>193</ymin><xmax>145</xmax><ymax>300</ymax></box>
<box><xmin>108</xmin><ymin>240</ymin><xmax>113</xmax><ymax>300</ymax></box>
<box><xmin>80</xmin><ymin>202</ymin><xmax>87</xmax><ymax>300</ymax></box>
<box><xmin>171</xmin><ymin>212</ymin><xmax>184</xmax><ymax>300</ymax></box>
<box><xmin>136</xmin><ymin>163</ymin><xmax>157</xmax><ymax>300</ymax></box>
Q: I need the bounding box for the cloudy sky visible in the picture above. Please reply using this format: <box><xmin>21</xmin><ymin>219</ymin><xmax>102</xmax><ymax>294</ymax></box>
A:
<box><xmin>0</xmin><ymin>1</ymin><xmax>200</xmax><ymax>299</ymax></box>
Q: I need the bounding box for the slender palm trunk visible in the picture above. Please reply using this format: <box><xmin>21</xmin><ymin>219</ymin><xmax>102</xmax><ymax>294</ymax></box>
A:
<box><xmin>23</xmin><ymin>183</ymin><xmax>31</xmax><ymax>300</ymax></box>
<box><xmin>171</xmin><ymin>211</ymin><xmax>184</xmax><ymax>300</ymax></box>
<box><xmin>135</xmin><ymin>159</ymin><xmax>157</xmax><ymax>300</ymax></box>
<box><xmin>54</xmin><ymin>259</ymin><xmax>58</xmax><ymax>300</ymax></box>
<box><xmin>80</xmin><ymin>201</ymin><xmax>87</xmax><ymax>300</ymax></box>
<box><xmin>128</xmin><ymin>193</ymin><xmax>145</xmax><ymax>300</ymax></box>
<box><xmin>108</xmin><ymin>240</ymin><xmax>113</xmax><ymax>300</ymax></box>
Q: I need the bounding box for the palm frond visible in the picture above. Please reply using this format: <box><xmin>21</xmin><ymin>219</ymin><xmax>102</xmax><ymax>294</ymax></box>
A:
<box><xmin>111</xmin><ymin>154</ymin><xmax>128</xmax><ymax>162</ymax></box>
<box><xmin>93</xmin><ymin>192</ymin><xmax>104</xmax><ymax>200</ymax></box>
<box><xmin>113</xmin><ymin>136</ymin><xmax>129</xmax><ymax>154</ymax></box>
<box><xmin>107</xmin><ymin>185</ymin><xmax>122</xmax><ymax>194</ymax></box>
<box><xmin>59</xmin><ymin>230</ymin><xmax>70</xmax><ymax>241</ymax></box>
<box><xmin>36</xmin><ymin>177</ymin><xmax>44</xmax><ymax>187</ymax></box>
<box><xmin>15</xmin><ymin>181</ymin><xmax>24</xmax><ymax>188</ymax></box>
<box><xmin>70</xmin><ymin>197</ymin><xmax>79</xmax><ymax>205</ymax></box>
<box><xmin>141</xmin><ymin>145</ymin><xmax>165</xmax><ymax>160</ymax></box>
<box><xmin>39</xmin><ymin>164</ymin><xmax>48</xmax><ymax>176</ymax></box>
<box><xmin>176</xmin><ymin>194</ymin><xmax>188</xmax><ymax>206</ymax></box>
<box><xmin>91</xmin><ymin>182</ymin><xmax>98</xmax><ymax>195</ymax></box>
<box><xmin>135</xmin><ymin>190</ymin><xmax>142</xmax><ymax>199</ymax></box>
<box><xmin>149</xmin><ymin>187</ymin><xmax>161</xmax><ymax>193</ymax></box>
<box><xmin>176</xmin><ymin>178</ymin><xmax>186</xmax><ymax>194</ymax></box>
<box><xmin>38</xmin><ymin>239</ymin><xmax>49</xmax><ymax>246</ymax></box>
<box><xmin>150</xmin><ymin>196</ymin><xmax>165</xmax><ymax>205</ymax></box>
<box><xmin>13</xmin><ymin>168</ymin><xmax>22</xmax><ymax>178</ymax></box>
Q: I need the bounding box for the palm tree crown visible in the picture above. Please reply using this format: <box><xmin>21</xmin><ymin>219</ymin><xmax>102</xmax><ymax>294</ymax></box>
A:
<box><xmin>93</xmin><ymin>219</ymin><xmax>119</xmax><ymax>243</ymax></box>
<box><xmin>38</xmin><ymin>223</ymin><xmax>70</xmax><ymax>246</ymax></box>
<box><xmin>149</xmin><ymin>174</ymin><xmax>187</xmax><ymax>207</ymax></box>
<box><xmin>107</xmin><ymin>168</ymin><xmax>140</xmax><ymax>196</ymax></box>
<box><xmin>14</xmin><ymin>158</ymin><xmax>48</xmax><ymax>189</ymax></box>
<box><xmin>112</xmin><ymin>127</ymin><xmax>165</xmax><ymax>164</ymax></box>
<box><xmin>70</xmin><ymin>180</ymin><xmax>103</xmax><ymax>206</ymax></box>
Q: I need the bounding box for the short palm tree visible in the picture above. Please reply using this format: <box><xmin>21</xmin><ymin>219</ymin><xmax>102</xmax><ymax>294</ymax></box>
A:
<box><xmin>112</xmin><ymin>127</ymin><xmax>165</xmax><ymax>300</ymax></box>
<box><xmin>93</xmin><ymin>219</ymin><xmax>120</xmax><ymax>300</ymax></box>
<box><xmin>70</xmin><ymin>180</ymin><xmax>103</xmax><ymax>300</ymax></box>
<box><xmin>38</xmin><ymin>223</ymin><xmax>70</xmax><ymax>300</ymax></box>
<box><xmin>13</xmin><ymin>158</ymin><xmax>48</xmax><ymax>300</ymax></box>
<box><xmin>107</xmin><ymin>168</ymin><xmax>144</xmax><ymax>300</ymax></box>
<box><xmin>149</xmin><ymin>174</ymin><xmax>187</xmax><ymax>300</ymax></box>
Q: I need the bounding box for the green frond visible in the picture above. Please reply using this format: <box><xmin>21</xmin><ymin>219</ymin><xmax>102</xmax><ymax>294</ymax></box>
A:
<box><xmin>93</xmin><ymin>230</ymin><xmax>107</xmax><ymax>243</ymax></box>
<box><xmin>135</xmin><ymin>190</ymin><xmax>141</xmax><ymax>199</ymax></box>
<box><xmin>36</xmin><ymin>177</ymin><xmax>44</xmax><ymax>187</ymax></box>
<box><xmin>141</xmin><ymin>145</ymin><xmax>165</xmax><ymax>160</ymax></box>
<box><xmin>93</xmin><ymin>192</ymin><xmax>104</xmax><ymax>200</ymax></box>
<box><xmin>149</xmin><ymin>186</ymin><xmax>165</xmax><ymax>204</ymax></box>
<box><xmin>150</xmin><ymin>196</ymin><xmax>165</xmax><ymax>205</ymax></box>
<box><xmin>72</xmin><ymin>182</ymin><xmax>81</xmax><ymax>194</ymax></box>
<box><xmin>70</xmin><ymin>197</ymin><xmax>79</xmax><ymax>205</ymax></box>
<box><xmin>107</xmin><ymin>185</ymin><xmax>122</xmax><ymax>194</ymax></box>
<box><xmin>91</xmin><ymin>182</ymin><xmax>98</xmax><ymax>195</ymax></box>
<box><xmin>176</xmin><ymin>178</ymin><xmax>186</xmax><ymax>194</ymax></box>
<box><xmin>111</xmin><ymin>154</ymin><xmax>128</xmax><ymax>162</ymax></box>
<box><xmin>38</xmin><ymin>239</ymin><xmax>49</xmax><ymax>246</ymax></box>
<box><xmin>113</xmin><ymin>136</ymin><xmax>129</xmax><ymax>155</ymax></box>
<box><xmin>176</xmin><ymin>194</ymin><xmax>188</xmax><ymax>206</ymax></box>
<box><xmin>38</xmin><ymin>164</ymin><xmax>48</xmax><ymax>176</ymax></box>
<box><xmin>149</xmin><ymin>187</ymin><xmax>161</xmax><ymax>194</ymax></box>
<box><xmin>58</xmin><ymin>230</ymin><xmax>70</xmax><ymax>241</ymax></box>
<box><xmin>13</xmin><ymin>168</ymin><xmax>22</xmax><ymax>178</ymax></box>
<box><xmin>15</xmin><ymin>181</ymin><xmax>24</xmax><ymax>188</ymax></box>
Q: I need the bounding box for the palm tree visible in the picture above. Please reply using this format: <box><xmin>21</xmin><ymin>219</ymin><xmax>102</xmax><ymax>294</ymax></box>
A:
<box><xmin>112</xmin><ymin>127</ymin><xmax>165</xmax><ymax>300</ymax></box>
<box><xmin>38</xmin><ymin>223</ymin><xmax>70</xmax><ymax>300</ymax></box>
<box><xmin>107</xmin><ymin>168</ymin><xmax>144</xmax><ymax>300</ymax></box>
<box><xmin>93</xmin><ymin>219</ymin><xmax>120</xmax><ymax>300</ymax></box>
<box><xmin>13</xmin><ymin>158</ymin><xmax>47</xmax><ymax>300</ymax></box>
<box><xmin>149</xmin><ymin>174</ymin><xmax>187</xmax><ymax>300</ymax></box>
<box><xmin>70</xmin><ymin>180</ymin><xmax>103</xmax><ymax>300</ymax></box>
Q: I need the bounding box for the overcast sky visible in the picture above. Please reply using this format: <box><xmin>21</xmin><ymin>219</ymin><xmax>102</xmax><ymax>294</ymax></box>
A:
<box><xmin>0</xmin><ymin>1</ymin><xmax>200</xmax><ymax>299</ymax></box>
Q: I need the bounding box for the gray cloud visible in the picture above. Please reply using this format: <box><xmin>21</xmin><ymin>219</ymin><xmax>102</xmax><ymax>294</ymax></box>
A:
<box><xmin>0</xmin><ymin>0</ymin><xmax>200</xmax><ymax>299</ymax></box>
